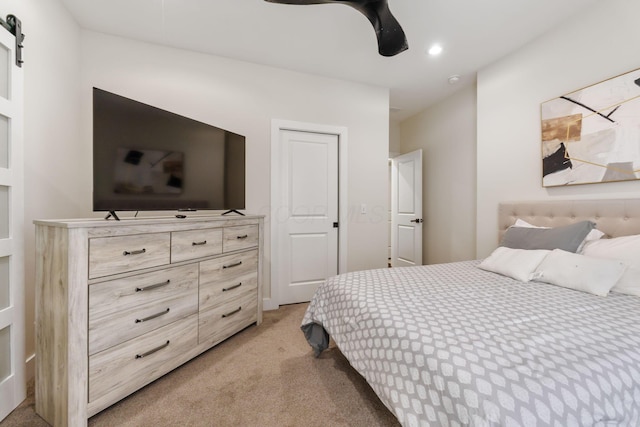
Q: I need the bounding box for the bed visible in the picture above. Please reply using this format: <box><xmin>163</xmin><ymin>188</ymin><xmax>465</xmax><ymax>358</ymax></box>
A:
<box><xmin>301</xmin><ymin>199</ymin><xmax>640</xmax><ymax>426</ymax></box>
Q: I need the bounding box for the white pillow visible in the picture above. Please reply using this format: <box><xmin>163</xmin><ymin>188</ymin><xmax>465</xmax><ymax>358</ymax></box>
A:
<box><xmin>581</xmin><ymin>235</ymin><xmax>640</xmax><ymax>297</ymax></box>
<box><xmin>532</xmin><ymin>249</ymin><xmax>625</xmax><ymax>297</ymax></box>
<box><xmin>478</xmin><ymin>247</ymin><xmax>550</xmax><ymax>282</ymax></box>
<box><xmin>514</xmin><ymin>218</ymin><xmax>605</xmax><ymax>251</ymax></box>
<box><xmin>514</xmin><ymin>218</ymin><xmax>542</xmax><ymax>228</ymax></box>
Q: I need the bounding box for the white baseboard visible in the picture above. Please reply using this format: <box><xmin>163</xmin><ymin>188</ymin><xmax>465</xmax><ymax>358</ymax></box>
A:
<box><xmin>262</xmin><ymin>297</ymin><xmax>279</xmax><ymax>311</ymax></box>
<box><xmin>26</xmin><ymin>353</ymin><xmax>35</xmax><ymax>381</ymax></box>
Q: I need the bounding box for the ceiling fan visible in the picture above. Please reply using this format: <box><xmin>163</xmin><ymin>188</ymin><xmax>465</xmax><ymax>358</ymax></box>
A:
<box><xmin>264</xmin><ymin>0</ymin><xmax>408</xmax><ymax>57</ymax></box>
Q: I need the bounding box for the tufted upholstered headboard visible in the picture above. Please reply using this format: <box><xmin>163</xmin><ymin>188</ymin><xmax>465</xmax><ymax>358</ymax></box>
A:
<box><xmin>498</xmin><ymin>199</ymin><xmax>640</xmax><ymax>242</ymax></box>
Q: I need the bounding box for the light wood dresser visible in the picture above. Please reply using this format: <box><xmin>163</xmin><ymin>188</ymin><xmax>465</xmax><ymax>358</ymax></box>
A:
<box><xmin>34</xmin><ymin>215</ymin><xmax>264</xmax><ymax>427</ymax></box>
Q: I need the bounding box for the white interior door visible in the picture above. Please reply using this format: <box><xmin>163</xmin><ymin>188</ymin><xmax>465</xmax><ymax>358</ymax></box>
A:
<box><xmin>391</xmin><ymin>149</ymin><xmax>423</xmax><ymax>267</ymax></box>
<box><xmin>276</xmin><ymin>130</ymin><xmax>338</xmax><ymax>305</ymax></box>
<box><xmin>0</xmin><ymin>20</ymin><xmax>25</xmax><ymax>422</ymax></box>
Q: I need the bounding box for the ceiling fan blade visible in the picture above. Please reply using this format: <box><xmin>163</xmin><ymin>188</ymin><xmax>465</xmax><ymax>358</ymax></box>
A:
<box><xmin>265</xmin><ymin>0</ymin><xmax>409</xmax><ymax>57</ymax></box>
<box><xmin>353</xmin><ymin>0</ymin><xmax>408</xmax><ymax>56</ymax></box>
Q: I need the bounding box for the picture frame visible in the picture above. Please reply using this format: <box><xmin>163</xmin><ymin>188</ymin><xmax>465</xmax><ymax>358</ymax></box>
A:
<box><xmin>541</xmin><ymin>67</ymin><xmax>640</xmax><ymax>187</ymax></box>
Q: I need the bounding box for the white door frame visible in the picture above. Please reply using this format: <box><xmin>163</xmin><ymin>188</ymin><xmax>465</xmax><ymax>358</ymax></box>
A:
<box><xmin>269</xmin><ymin>120</ymin><xmax>348</xmax><ymax>309</ymax></box>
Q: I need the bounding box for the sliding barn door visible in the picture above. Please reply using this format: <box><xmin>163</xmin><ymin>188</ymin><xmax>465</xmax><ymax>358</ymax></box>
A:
<box><xmin>0</xmin><ymin>18</ymin><xmax>25</xmax><ymax>422</ymax></box>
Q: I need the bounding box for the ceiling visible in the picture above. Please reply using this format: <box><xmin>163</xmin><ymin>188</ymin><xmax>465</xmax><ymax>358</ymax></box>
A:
<box><xmin>60</xmin><ymin>0</ymin><xmax>598</xmax><ymax>122</ymax></box>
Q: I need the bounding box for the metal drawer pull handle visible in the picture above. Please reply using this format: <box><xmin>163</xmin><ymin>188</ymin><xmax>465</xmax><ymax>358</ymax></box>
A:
<box><xmin>135</xmin><ymin>340</ymin><xmax>170</xmax><ymax>359</ymax></box>
<box><xmin>222</xmin><ymin>282</ymin><xmax>242</xmax><ymax>292</ymax></box>
<box><xmin>222</xmin><ymin>307</ymin><xmax>242</xmax><ymax>318</ymax></box>
<box><xmin>123</xmin><ymin>248</ymin><xmax>146</xmax><ymax>256</ymax></box>
<box><xmin>136</xmin><ymin>280</ymin><xmax>170</xmax><ymax>292</ymax></box>
<box><xmin>236</xmin><ymin>235</ymin><xmax>248</xmax><ymax>240</ymax></box>
<box><xmin>135</xmin><ymin>308</ymin><xmax>170</xmax><ymax>323</ymax></box>
<box><xmin>192</xmin><ymin>240</ymin><xmax>207</xmax><ymax>246</ymax></box>
<box><xmin>223</xmin><ymin>261</ymin><xmax>243</xmax><ymax>269</ymax></box>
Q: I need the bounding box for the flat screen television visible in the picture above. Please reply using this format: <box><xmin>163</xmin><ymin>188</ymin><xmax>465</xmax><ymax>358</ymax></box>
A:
<box><xmin>92</xmin><ymin>88</ymin><xmax>245</xmax><ymax>216</ymax></box>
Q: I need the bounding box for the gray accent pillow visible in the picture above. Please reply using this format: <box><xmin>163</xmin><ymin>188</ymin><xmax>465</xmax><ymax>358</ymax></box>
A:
<box><xmin>500</xmin><ymin>220</ymin><xmax>595</xmax><ymax>253</ymax></box>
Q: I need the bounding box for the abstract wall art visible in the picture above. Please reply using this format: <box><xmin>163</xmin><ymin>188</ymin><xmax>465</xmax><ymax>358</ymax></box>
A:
<box><xmin>541</xmin><ymin>67</ymin><xmax>640</xmax><ymax>187</ymax></box>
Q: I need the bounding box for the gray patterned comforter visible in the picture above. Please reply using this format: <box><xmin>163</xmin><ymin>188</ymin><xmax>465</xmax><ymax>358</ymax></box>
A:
<box><xmin>301</xmin><ymin>261</ymin><xmax>640</xmax><ymax>426</ymax></box>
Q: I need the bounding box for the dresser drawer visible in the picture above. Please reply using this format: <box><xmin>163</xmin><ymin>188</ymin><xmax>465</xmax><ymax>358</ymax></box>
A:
<box><xmin>199</xmin><ymin>250</ymin><xmax>258</xmax><ymax>310</ymax></box>
<box><xmin>89</xmin><ymin>315</ymin><xmax>198</xmax><ymax>405</ymax></box>
<box><xmin>89</xmin><ymin>232</ymin><xmax>171</xmax><ymax>278</ymax></box>
<box><xmin>89</xmin><ymin>264</ymin><xmax>199</xmax><ymax>355</ymax></box>
<box><xmin>223</xmin><ymin>224</ymin><xmax>259</xmax><ymax>252</ymax></box>
<box><xmin>200</xmin><ymin>273</ymin><xmax>257</xmax><ymax>313</ymax></box>
<box><xmin>198</xmin><ymin>292</ymin><xmax>257</xmax><ymax>346</ymax></box>
<box><xmin>171</xmin><ymin>228</ymin><xmax>223</xmax><ymax>263</ymax></box>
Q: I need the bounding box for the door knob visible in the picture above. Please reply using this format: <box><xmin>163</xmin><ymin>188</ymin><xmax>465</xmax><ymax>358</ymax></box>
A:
<box><xmin>410</xmin><ymin>218</ymin><xmax>423</xmax><ymax>223</ymax></box>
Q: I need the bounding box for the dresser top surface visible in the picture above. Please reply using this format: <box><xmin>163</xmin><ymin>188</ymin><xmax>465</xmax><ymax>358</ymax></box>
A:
<box><xmin>34</xmin><ymin>214</ymin><xmax>264</xmax><ymax>229</ymax></box>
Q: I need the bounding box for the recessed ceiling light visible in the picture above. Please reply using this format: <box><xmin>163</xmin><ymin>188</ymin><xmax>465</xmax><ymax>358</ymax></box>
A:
<box><xmin>448</xmin><ymin>75</ymin><xmax>461</xmax><ymax>84</ymax></box>
<box><xmin>428</xmin><ymin>45</ymin><xmax>443</xmax><ymax>56</ymax></box>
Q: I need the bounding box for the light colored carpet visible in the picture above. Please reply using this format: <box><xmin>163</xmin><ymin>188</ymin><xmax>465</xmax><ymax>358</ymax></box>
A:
<box><xmin>1</xmin><ymin>303</ymin><xmax>400</xmax><ymax>427</ymax></box>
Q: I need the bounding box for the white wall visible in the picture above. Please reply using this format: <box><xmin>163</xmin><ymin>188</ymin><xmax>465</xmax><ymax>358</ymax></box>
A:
<box><xmin>476</xmin><ymin>0</ymin><xmax>640</xmax><ymax>257</ymax></box>
<box><xmin>2</xmin><ymin>0</ymin><xmax>82</xmax><ymax>379</ymax></box>
<box><xmin>4</xmin><ymin>1</ymin><xmax>388</xmax><ymax>383</ymax></box>
<box><xmin>389</xmin><ymin>121</ymin><xmax>400</xmax><ymax>157</ymax></box>
<box><xmin>79</xmin><ymin>32</ymin><xmax>390</xmax><ymax>305</ymax></box>
<box><xmin>400</xmin><ymin>83</ymin><xmax>477</xmax><ymax>264</ymax></box>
